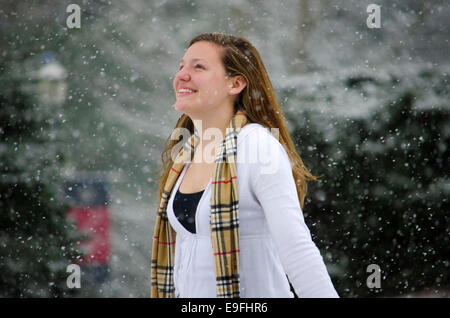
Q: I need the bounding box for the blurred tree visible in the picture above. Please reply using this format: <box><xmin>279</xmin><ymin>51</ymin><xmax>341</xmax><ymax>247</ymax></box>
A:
<box><xmin>0</xmin><ymin>73</ymin><xmax>83</xmax><ymax>297</ymax></box>
<box><xmin>284</xmin><ymin>66</ymin><xmax>449</xmax><ymax>297</ymax></box>
<box><xmin>0</xmin><ymin>0</ymin><xmax>87</xmax><ymax>297</ymax></box>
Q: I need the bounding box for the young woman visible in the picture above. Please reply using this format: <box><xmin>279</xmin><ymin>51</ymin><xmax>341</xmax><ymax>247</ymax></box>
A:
<box><xmin>151</xmin><ymin>32</ymin><xmax>339</xmax><ymax>298</ymax></box>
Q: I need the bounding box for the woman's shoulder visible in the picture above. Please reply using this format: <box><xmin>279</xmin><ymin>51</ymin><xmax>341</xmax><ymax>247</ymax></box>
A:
<box><xmin>237</xmin><ymin>122</ymin><xmax>292</xmax><ymax>181</ymax></box>
<box><xmin>238</xmin><ymin>122</ymin><xmax>273</xmax><ymax>144</ymax></box>
<box><xmin>237</xmin><ymin>122</ymin><xmax>290</xmax><ymax>167</ymax></box>
<box><xmin>238</xmin><ymin>122</ymin><xmax>283</xmax><ymax>150</ymax></box>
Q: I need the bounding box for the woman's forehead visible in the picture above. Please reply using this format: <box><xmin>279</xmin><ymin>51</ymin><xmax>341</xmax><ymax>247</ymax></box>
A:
<box><xmin>181</xmin><ymin>41</ymin><xmax>223</xmax><ymax>63</ymax></box>
<box><xmin>179</xmin><ymin>57</ymin><xmax>207</xmax><ymax>64</ymax></box>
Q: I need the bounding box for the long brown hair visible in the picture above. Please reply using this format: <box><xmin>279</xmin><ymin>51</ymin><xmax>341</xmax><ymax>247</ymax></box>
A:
<box><xmin>153</xmin><ymin>32</ymin><xmax>320</xmax><ymax>209</ymax></box>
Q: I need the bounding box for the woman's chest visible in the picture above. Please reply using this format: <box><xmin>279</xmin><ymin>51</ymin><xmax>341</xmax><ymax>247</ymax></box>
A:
<box><xmin>179</xmin><ymin>162</ymin><xmax>215</xmax><ymax>193</ymax></box>
<box><xmin>172</xmin><ymin>160</ymin><xmax>267</xmax><ymax>236</ymax></box>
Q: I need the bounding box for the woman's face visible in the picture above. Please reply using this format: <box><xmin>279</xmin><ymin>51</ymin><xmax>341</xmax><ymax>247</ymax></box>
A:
<box><xmin>172</xmin><ymin>41</ymin><xmax>233</xmax><ymax>117</ymax></box>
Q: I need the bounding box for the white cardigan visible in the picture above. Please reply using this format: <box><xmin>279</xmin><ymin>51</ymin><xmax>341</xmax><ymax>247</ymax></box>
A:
<box><xmin>167</xmin><ymin>123</ymin><xmax>339</xmax><ymax>298</ymax></box>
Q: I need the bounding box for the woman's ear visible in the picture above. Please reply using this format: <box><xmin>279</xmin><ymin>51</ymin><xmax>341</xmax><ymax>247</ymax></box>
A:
<box><xmin>228</xmin><ymin>75</ymin><xmax>247</xmax><ymax>96</ymax></box>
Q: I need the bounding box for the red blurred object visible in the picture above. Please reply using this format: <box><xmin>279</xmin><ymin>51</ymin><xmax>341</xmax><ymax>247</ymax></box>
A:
<box><xmin>68</xmin><ymin>206</ymin><xmax>110</xmax><ymax>265</ymax></box>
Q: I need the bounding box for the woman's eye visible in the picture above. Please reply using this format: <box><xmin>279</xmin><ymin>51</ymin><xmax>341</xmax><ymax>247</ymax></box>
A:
<box><xmin>178</xmin><ymin>64</ymin><xmax>204</xmax><ymax>71</ymax></box>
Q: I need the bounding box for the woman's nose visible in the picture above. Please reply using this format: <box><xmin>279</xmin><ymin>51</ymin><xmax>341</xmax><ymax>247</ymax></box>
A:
<box><xmin>176</xmin><ymin>68</ymin><xmax>191</xmax><ymax>82</ymax></box>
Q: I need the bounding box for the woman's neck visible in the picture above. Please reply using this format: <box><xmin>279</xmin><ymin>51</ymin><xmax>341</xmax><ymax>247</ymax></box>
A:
<box><xmin>191</xmin><ymin>106</ymin><xmax>235</xmax><ymax>164</ymax></box>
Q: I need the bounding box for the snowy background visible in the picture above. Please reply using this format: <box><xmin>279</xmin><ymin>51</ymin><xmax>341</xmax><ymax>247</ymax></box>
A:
<box><xmin>0</xmin><ymin>0</ymin><xmax>449</xmax><ymax>297</ymax></box>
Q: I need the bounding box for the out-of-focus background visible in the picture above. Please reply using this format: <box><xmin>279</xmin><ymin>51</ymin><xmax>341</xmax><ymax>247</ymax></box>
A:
<box><xmin>0</xmin><ymin>0</ymin><xmax>448</xmax><ymax>298</ymax></box>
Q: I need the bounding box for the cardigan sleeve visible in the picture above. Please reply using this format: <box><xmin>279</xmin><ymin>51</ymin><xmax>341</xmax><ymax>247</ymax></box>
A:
<box><xmin>248</xmin><ymin>128</ymin><xmax>339</xmax><ymax>298</ymax></box>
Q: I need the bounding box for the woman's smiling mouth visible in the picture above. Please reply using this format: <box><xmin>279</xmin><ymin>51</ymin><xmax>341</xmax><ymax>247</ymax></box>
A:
<box><xmin>177</xmin><ymin>87</ymin><xmax>198</xmax><ymax>97</ymax></box>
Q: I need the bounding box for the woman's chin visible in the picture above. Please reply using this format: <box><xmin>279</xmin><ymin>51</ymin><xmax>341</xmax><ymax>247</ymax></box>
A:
<box><xmin>173</xmin><ymin>101</ymin><xmax>187</xmax><ymax>112</ymax></box>
<box><xmin>174</xmin><ymin>102</ymin><xmax>197</xmax><ymax>116</ymax></box>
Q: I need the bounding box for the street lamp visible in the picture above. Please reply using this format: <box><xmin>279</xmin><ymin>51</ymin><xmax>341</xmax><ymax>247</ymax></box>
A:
<box><xmin>36</xmin><ymin>52</ymin><xmax>68</xmax><ymax>106</ymax></box>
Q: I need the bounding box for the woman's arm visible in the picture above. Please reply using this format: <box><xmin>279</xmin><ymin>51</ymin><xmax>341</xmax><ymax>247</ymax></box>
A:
<box><xmin>249</xmin><ymin>128</ymin><xmax>339</xmax><ymax>298</ymax></box>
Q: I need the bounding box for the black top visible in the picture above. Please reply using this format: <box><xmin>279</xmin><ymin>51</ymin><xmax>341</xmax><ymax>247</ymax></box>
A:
<box><xmin>173</xmin><ymin>188</ymin><xmax>205</xmax><ymax>234</ymax></box>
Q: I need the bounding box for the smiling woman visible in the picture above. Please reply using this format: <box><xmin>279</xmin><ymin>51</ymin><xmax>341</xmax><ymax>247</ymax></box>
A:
<box><xmin>151</xmin><ymin>32</ymin><xmax>338</xmax><ymax>298</ymax></box>
<box><xmin>172</xmin><ymin>41</ymin><xmax>245</xmax><ymax>124</ymax></box>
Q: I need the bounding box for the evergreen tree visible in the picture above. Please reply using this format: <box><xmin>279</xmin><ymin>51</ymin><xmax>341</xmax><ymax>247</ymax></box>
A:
<box><xmin>284</xmin><ymin>66</ymin><xmax>450</xmax><ymax>297</ymax></box>
<box><xmin>0</xmin><ymin>69</ymin><xmax>82</xmax><ymax>297</ymax></box>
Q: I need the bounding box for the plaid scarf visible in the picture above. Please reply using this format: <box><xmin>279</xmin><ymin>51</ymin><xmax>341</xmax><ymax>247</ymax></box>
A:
<box><xmin>151</xmin><ymin>110</ymin><xmax>249</xmax><ymax>298</ymax></box>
